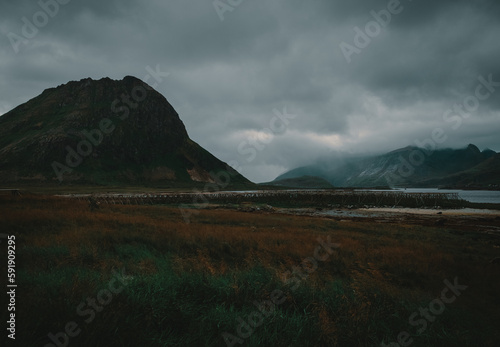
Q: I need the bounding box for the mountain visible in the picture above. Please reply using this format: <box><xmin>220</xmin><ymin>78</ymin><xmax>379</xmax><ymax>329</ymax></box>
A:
<box><xmin>421</xmin><ymin>152</ymin><xmax>500</xmax><ymax>188</ymax></box>
<box><xmin>261</xmin><ymin>175</ymin><xmax>334</xmax><ymax>189</ymax></box>
<box><xmin>275</xmin><ymin>144</ymin><xmax>499</xmax><ymax>189</ymax></box>
<box><xmin>0</xmin><ymin>76</ymin><xmax>251</xmax><ymax>187</ymax></box>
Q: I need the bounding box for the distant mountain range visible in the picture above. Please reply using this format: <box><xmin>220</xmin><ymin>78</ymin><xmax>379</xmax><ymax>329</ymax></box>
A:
<box><xmin>273</xmin><ymin>144</ymin><xmax>500</xmax><ymax>189</ymax></box>
<box><xmin>0</xmin><ymin>76</ymin><xmax>251</xmax><ymax>187</ymax></box>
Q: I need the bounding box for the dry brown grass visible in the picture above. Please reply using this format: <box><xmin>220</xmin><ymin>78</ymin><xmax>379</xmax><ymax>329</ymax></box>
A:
<box><xmin>2</xmin><ymin>195</ymin><xmax>499</xmax><ymax>291</ymax></box>
<box><xmin>1</xmin><ymin>194</ymin><xmax>500</xmax><ymax>346</ymax></box>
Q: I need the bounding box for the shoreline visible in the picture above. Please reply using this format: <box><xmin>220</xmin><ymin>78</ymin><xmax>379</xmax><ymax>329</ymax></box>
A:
<box><xmin>359</xmin><ymin>207</ymin><xmax>500</xmax><ymax>216</ymax></box>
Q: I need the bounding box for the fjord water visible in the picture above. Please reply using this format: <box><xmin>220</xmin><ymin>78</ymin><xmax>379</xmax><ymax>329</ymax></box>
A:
<box><xmin>388</xmin><ymin>188</ymin><xmax>500</xmax><ymax>204</ymax></box>
<box><xmin>230</xmin><ymin>188</ymin><xmax>500</xmax><ymax>204</ymax></box>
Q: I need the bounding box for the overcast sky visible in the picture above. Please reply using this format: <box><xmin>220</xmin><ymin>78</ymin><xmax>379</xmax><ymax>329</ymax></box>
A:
<box><xmin>1</xmin><ymin>0</ymin><xmax>500</xmax><ymax>182</ymax></box>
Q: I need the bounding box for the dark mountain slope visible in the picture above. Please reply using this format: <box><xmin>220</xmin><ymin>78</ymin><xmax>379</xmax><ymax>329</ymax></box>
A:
<box><xmin>274</xmin><ymin>144</ymin><xmax>498</xmax><ymax>188</ymax></box>
<box><xmin>0</xmin><ymin>76</ymin><xmax>250</xmax><ymax>187</ymax></box>
<box><xmin>261</xmin><ymin>175</ymin><xmax>334</xmax><ymax>189</ymax></box>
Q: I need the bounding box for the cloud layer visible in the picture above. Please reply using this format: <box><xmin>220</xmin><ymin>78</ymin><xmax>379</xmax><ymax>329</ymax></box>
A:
<box><xmin>1</xmin><ymin>0</ymin><xmax>499</xmax><ymax>182</ymax></box>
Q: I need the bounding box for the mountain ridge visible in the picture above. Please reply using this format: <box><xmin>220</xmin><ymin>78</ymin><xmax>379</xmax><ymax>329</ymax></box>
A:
<box><xmin>0</xmin><ymin>76</ymin><xmax>251</xmax><ymax>187</ymax></box>
<box><xmin>274</xmin><ymin>144</ymin><xmax>499</xmax><ymax>189</ymax></box>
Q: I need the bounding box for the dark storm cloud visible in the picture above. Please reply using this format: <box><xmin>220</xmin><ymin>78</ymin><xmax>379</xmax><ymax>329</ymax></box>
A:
<box><xmin>1</xmin><ymin>0</ymin><xmax>499</xmax><ymax>182</ymax></box>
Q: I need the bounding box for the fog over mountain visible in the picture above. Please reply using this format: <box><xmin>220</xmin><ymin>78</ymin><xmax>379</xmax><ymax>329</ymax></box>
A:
<box><xmin>1</xmin><ymin>0</ymin><xmax>500</xmax><ymax>182</ymax></box>
<box><xmin>274</xmin><ymin>144</ymin><xmax>500</xmax><ymax>189</ymax></box>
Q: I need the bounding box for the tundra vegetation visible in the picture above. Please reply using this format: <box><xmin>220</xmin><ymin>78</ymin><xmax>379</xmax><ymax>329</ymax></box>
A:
<box><xmin>1</xmin><ymin>194</ymin><xmax>499</xmax><ymax>346</ymax></box>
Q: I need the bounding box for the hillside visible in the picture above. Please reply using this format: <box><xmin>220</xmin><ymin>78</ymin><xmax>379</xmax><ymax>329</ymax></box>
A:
<box><xmin>0</xmin><ymin>76</ymin><xmax>251</xmax><ymax>187</ymax></box>
<box><xmin>261</xmin><ymin>175</ymin><xmax>334</xmax><ymax>189</ymax></box>
<box><xmin>275</xmin><ymin>144</ymin><xmax>499</xmax><ymax>188</ymax></box>
<box><xmin>422</xmin><ymin>153</ymin><xmax>500</xmax><ymax>189</ymax></box>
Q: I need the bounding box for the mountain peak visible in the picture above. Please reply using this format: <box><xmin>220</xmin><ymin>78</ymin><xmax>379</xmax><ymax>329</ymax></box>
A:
<box><xmin>0</xmin><ymin>77</ymin><xmax>250</xmax><ymax>186</ymax></box>
<box><xmin>275</xmin><ymin>144</ymin><xmax>500</xmax><ymax>189</ymax></box>
<box><xmin>466</xmin><ymin>144</ymin><xmax>480</xmax><ymax>153</ymax></box>
<box><xmin>51</xmin><ymin>76</ymin><xmax>147</xmax><ymax>92</ymax></box>
<box><xmin>122</xmin><ymin>75</ymin><xmax>142</xmax><ymax>82</ymax></box>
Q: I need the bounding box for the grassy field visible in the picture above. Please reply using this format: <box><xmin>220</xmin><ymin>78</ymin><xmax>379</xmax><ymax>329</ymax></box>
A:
<box><xmin>1</xmin><ymin>194</ymin><xmax>499</xmax><ymax>346</ymax></box>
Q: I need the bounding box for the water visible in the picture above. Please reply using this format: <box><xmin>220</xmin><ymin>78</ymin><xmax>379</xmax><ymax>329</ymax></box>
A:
<box><xmin>377</xmin><ymin>188</ymin><xmax>500</xmax><ymax>204</ymax></box>
<box><xmin>223</xmin><ymin>188</ymin><xmax>500</xmax><ymax>204</ymax></box>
